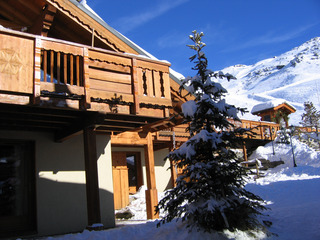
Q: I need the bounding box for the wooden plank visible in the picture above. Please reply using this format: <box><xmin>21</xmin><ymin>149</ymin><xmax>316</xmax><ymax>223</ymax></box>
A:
<box><xmin>0</xmin><ymin>33</ymin><xmax>34</xmax><ymax>94</ymax></box>
<box><xmin>90</xmin><ymin>79</ymin><xmax>132</xmax><ymax>94</ymax></box>
<box><xmin>83</xmin><ymin>47</ymin><xmax>91</xmax><ymax>109</ymax></box>
<box><xmin>89</xmin><ymin>68</ymin><xmax>131</xmax><ymax>84</ymax></box>
<box><xmin>89</xmin><ymin>89</ymin><xmax>133</xmax><ymax>103</ymax></box>
<box><xmin>145</xmin><ymin>70</ymin><xmax>153</xmax><ymax>97</ymax></box>
<box><xmin>162</xmin><ymin>72</ymin><xmax>171</xmax><ymax>100</ymax></box>
<box><xmin>57</xmin><ymin>52</ymin><xmax>61</xmax><ymax>84</ymax></box>
<box><xmin>131</xmin><ymin>58</ymin><xmax>140</xmax><ymax>114</ymax></box>
<box><xmin>89</xmin><ymin>60</ymin><xmax>131</xmax><ymax>74</ymax></box>
<box><xmin>112</xmin><ymin>152</ymin><xmax>129</xmax><ymax>209</ymax></box>
<box><xmin>89</xmin><ymin>49</ymin><xmax>132</xmax><ymax>67</ymax></box>
<box><xmin>43</xmin><ymin>50</ymin><xmax>48</xmax><ymax>82</ymax></box>
<box><xmin>76</xmin><ymin>55</ymin><xmax>80</xmax><ymax>86</ymax></box>
<box><xmin>153</xmin><ymin>71</ymin><xmax>161</xmax><ymax>98</ymax></box>
<box><xmin>41</xmin><ymin>39</ymin><xmax>83</xmax><ymax>56</ymax></box>
<box><xmin>138</xmin><ymin>95</ymin><xmax>172</xmax><ymax>106</ymax></box>
<box><xmin>83</xmin><ymin>127</ymin><xmax>101</xmax><ymax>225</ymax></box>
<box><xmin>63</xmin><ymin>54</ymin><xmax>67</xmax><ymax>83</ymax></box>
<box><xmin>40</xmin><ymin>82</ymin><xmax>85</xmax><ymax>95</ymax></box>
<box><xmin>112</xmin><ymin>169</ymin><xmax>121</xmax><ymax>210</ymax></box>
<box><xmin>136</xmin><ymin>68</ymin><xmax>144</xmax><ymax>96</ymax></box>
<box><xmin>70</xmin><ymin>54</ymin><xmax>74</xmax><ymax>85</ymax></box>
<box><xmin>32</xmin><ymin>38</ymin><xmax>41</xmax><ymax>105</ymax></box>
<box><xmin>50</xmin><ymin>50</ymin><xmax>54</xmax><ymax>83</ymax></box>
<box><xmin>111</xmin><ymin>132</ymin><xmax>147</xmax><ymax>145</ymax></box>
<box><xmin>136</xmin><ymin>59</ymin><xmax>169</xmax><ymax>73</ymax></box>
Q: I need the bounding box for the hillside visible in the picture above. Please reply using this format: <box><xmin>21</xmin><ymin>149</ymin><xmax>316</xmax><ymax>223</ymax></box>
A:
<box><xmin>218</xmin><ymin>37</ymin><xmax>320</xmax><ymax>125</ymax></box>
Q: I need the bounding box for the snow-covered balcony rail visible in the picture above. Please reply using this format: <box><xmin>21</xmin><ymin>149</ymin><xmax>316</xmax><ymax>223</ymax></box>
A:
<box><xmin>0</xmin><ymin>29</ymin><xmax>172</xmax><ymax>118</ymax></box>
<box><xmin>229</xmin><ymin>119</ymin><xmax>280</xmax><ymax>140</ymax></box>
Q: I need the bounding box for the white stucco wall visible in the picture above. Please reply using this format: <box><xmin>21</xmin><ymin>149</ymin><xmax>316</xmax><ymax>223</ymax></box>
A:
<box><xmin>154</xmin><ymin>148</ymin><xmax>172</xmax><ymax>192</ymax></box>
<box><xmin>0</xmin><ymin>130</ymin><xmax>114</xmax><ymax>237</ymax></box>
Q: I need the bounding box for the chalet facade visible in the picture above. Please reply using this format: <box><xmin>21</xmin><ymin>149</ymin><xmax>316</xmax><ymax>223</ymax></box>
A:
<box><xmin>0</xmin><ymin>0</ymin><xmax>188</xmax><ymax>238</ymax></box>
<box><xmin>251</xmin><ymin>101</ymin><xmax>296</xmax><ymax>128</ymax></box>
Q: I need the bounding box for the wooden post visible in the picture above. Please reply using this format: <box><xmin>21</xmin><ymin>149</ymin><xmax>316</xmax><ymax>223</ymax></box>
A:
<box><xmin>32</xmin><ymin>38</ymin><xmax>41</xmax><ymax>105</ymax></box>
<box><xmin>83</xmin><ymin>126</ymin><xmax>101</xmax><ymax>226</ymax></box>
<box><xmin>82</xmin><ymin>47</ymin><xmax>91</xmax><ymax>109</ymax></box>
<box><xmin>131</xmin><ymin>58</ymin><xmax>140</xmax><ymax>114</ymax></box>
<box><xmin>242</xmin><ymin>141</ymin><xmax>248</xmax><ymax>162</ymax></box>
<box><xmin>144</xmin><ymin>132</ymin><xmax>159</xmax><ymax>219</ymax></box>
<box><xmin>91</xmin><ymin>28</ymin><xmax>95</xmax><ymax>47</ymax></box>
<box><xmin>170</xmin><ymin>130</ymin><xmax>177</xmax><ymax>187</ymax></box>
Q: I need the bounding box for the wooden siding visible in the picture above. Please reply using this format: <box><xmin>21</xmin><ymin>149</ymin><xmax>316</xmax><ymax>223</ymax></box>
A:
<box><xmin>0</xmin><ymin>29</ymin><xmax>171</xmax><ymax>119</ymax></box>
<box><xmin>0</xmin><ymin>33</ymin><xmax>34</xmax><ymax>94</ymax></box>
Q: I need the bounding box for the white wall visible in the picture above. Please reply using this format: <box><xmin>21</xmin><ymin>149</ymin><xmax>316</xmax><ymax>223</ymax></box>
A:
<box><xmin>0</xmin><ymin>130</ymin><xmax>115</xmax><ymax>237</ymax></box>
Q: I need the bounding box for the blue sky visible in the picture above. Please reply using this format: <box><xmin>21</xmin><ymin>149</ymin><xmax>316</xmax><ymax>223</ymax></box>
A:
<box><xmin>88</xmin><ymin>0</ymin><xmax>320</xmax><ymax>77</ymax></box>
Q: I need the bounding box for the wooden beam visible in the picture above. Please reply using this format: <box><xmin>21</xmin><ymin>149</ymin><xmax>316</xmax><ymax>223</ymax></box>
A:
<box><xmin>111</xmin><ymin>132</ymin><xmax>147</xmax><ymax>145</ymax></box>
<box><xmin>82</xmin><ymin>47</ymin><xmax>91</xmax><ymax>109</ymax></box>
<box><xmin>32</xmin><ymin>38</ymin><xmax>41</xmax><ymax>105</ymax></box>
<box><xmin>29</xmin><ymin>4</ymin><xmax>57</xmax><ymax>36</ymax></box>
<box><xmin>83</xmin><ymin>126</ymin><xmax>102</xmax><ymax>226</ymax></box>
<box><xmin>144</xmin><ymin>132</ymin><xmax>159</xmax><ymax>219</ymax></box>
<box><xmin>242</xmin><ymin>141</ymin><xmax>248</xmax><ymax>162</ymax></box>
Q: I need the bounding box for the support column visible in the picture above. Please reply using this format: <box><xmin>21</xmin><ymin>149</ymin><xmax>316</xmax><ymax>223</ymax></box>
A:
<box><xmin>83</xmin><ymin>126</ymin><xmax>101</xmax><ymax>226</ymax></box>
<box><xmin>144</xmin><ymin>132</ymin><xmax>159</xmax><ymax>219</ymax></box>
<box><xmin>242</xmin><ymin>141</ymin><xmax>248</xmax><ymax>162</ymax></box>
<box><xmin>170</xmin><ymin>130</ymin><xmax>177</xmax><ymax>187</ymax></box>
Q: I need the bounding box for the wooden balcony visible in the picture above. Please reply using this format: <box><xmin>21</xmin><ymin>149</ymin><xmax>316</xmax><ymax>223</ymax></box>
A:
<box><xmin>0</xmin><ymin>28</ymin><xmax>171</xmax><ymax>115</ymax></box>
<box><xmin>153</xmin><ymin>119</ymin><xmax>280</xmax><ymax>150</ymax></box>
<box><xmin>0</xmin><ymin>28</ymin><xmax>172</xmax><ymax>138</ymax></box>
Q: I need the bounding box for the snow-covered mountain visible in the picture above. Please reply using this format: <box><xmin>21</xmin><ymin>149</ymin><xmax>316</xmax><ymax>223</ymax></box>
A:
<box><xmin>218</xmin><ymin>37</ymin><xmax>320</xmax><ymax>125</ymax></box>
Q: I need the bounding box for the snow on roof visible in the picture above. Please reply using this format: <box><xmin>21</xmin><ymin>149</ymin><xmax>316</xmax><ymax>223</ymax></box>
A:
<box><xmin>251</xmin><ymin>99</ymin><xmax>296</xmax><ymax>114</ymax></box>
<box><xmin>71</xmin><ymin>0</ymin><xmax>185</xmax><ymax>83</ymax></box>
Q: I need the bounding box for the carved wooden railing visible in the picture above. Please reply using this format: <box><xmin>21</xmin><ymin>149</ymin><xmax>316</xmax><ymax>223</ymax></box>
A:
<box><xmin>155</xmin><ymin>120</ymin><xmax>280</xmax><ymax>143</ymax></box>
<box><xmin>0</xmin><ymin>29</ymin><xmax>172</xmax><ymax>118</ymax></box>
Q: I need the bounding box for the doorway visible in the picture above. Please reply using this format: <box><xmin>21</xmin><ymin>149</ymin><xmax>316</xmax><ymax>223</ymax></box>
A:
<box><xmin>112</xmin><ymin>151</ymin><xmax>142</xmax><ymax>209</ymax></box>
<box><xmin>0</xmin><ymin>139</ymin><xmax>36</xmax><ymax>237</ymax></box>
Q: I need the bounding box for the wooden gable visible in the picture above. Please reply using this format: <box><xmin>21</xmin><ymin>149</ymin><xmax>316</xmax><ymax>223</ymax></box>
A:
<box><xmin>0</xmin><ymin>0</ymin><xmax>140</xmax><ymax>54</ymax></box>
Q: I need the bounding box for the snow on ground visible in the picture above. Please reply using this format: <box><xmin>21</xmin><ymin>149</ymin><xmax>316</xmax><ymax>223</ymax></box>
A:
<box><xmin>37</xmin><ymin>137</ymin><xmax>320</xmax><ymax>240</ymax></box>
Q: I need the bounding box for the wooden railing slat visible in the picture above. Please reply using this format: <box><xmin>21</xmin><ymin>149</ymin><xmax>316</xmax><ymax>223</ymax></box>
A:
<box><xmin>50</xmin><ymin>50</ymin><xmax>54</xmax><ymax>83</ymax></box>
<box><xmin>57</xmin><ymin>52</ymin><xmax>61</xmax><ymax>84</ymax></box>
<box><xmin>70</xmin><ymin>55</ymin><xmax>74</xmax><ymax>85</ymax></box>
<box><xmin>64</xmin><ymin>54</ymin><xmax>68</xmax><ymax>84</ymax></box>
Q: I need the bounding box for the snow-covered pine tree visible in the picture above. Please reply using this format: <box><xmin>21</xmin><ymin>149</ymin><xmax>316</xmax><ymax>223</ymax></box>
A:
<box><xmin>300</xmin><ymin>101</ymin><xmax>320</xmax><ymax>135</ymax></box>
<box><xmin>157</xmin><ymin>31</ymin><xmax>267</xmax><ymax>232</ymax></box>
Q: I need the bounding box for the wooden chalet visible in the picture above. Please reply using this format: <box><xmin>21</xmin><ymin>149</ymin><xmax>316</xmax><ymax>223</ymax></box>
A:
<box><xmin>251</xmin><ymin>101</ymin><xmax>296</xmax><ymax>128</ymax></box>
<box><xmin>0</xmin><ymin>0</ymin><xmax>188</xmax><ymax>238</ymax></box>
<box><xmin>0</xmin><ymin>0</ymin><xmax>286</xmax><ymax>238</ymax></box>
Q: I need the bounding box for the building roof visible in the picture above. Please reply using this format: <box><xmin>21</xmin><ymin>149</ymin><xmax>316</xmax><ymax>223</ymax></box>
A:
<box><xmin>71</xmin><ymin>0</ymin><xmax>184</xmax><ymax>84</ymax></box>
<box><xmin>251</xmin><ymin>99</ymin><xmax>296</xmax><ymax>115</ymax></box>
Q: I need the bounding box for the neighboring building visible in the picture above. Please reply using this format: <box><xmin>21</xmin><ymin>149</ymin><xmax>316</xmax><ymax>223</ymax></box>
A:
<box><xmin>0</xmin><ymin>0</ymin><xmax>188</xmax><ymax>238</ymax></box>
<box><xmin>251</xmin><ymin>100</ymin><xmax>296</xmax><ymax>127</ymax></box>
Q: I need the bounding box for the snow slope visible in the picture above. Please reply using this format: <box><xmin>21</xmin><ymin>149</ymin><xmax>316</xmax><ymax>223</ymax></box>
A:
<box><xmin>218</xmin><ymin>37</ymin><xmax>320</xmax><ymax>125</ymax></box>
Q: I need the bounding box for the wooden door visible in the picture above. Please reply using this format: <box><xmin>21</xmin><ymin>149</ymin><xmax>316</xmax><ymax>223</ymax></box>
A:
<box><xmin>127</xmin><ymin>152</ymin><xmax>143</xmax><ymax>194</ymax></box>
<box><xmin>112</xmin><ymin>152</ymin><xmax>129</xmax><ymax>210</ymax></box>
<box><xmin>0</xmin><ymin>139</ymin><xmax>36</xmax><ymax>237</ymax></box>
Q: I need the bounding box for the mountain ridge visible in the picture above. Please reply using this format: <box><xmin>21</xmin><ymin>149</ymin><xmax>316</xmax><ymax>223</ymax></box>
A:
<box><xmin>218</xmin><ymin>37</ymin><xmax>320</xmax><ymax>125</ymax></box>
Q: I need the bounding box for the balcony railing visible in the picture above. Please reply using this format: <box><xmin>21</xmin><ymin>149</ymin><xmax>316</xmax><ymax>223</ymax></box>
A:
<box><xmin>0</xmin><ymin>29</ymin><xmax>172</xmax><ymax>118</ymax></box>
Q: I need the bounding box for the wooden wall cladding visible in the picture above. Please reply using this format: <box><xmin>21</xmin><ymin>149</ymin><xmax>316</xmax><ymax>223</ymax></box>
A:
<box><xmin>0</xmin><ymin>34</ymin><xmax>34</xmax><ymax>94</ymax></box>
